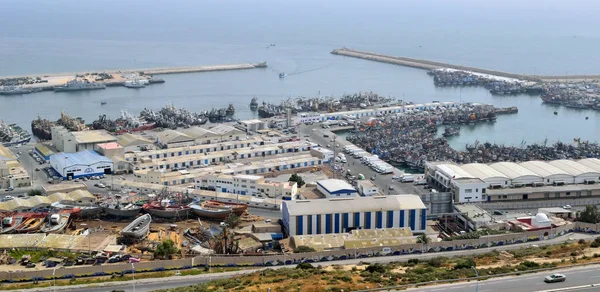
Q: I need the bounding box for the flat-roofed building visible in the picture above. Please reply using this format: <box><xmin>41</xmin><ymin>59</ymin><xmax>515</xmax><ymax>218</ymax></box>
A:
<box><xmin>282</xmin><ymin>195</ymin><xmax>427</xmax><ymax>236</ymax></box>
<box><xmin>52</xmin><ymin>127</ymin><xmax>117</xmax><ymax>153</ymax></box>
<box><xmin>240</xmin><ymin>119</ymin><xmax>267</xmax><ymax>132</ymax></box>
<box><xmin>519</xmin><ymin>161</ymin><xmax>574</xmax><ymax>185</ymax></box>
<box><xmin>316</xmin><ymin>179</ymin><xmax>357</xmax><ymax>198</ymax></box>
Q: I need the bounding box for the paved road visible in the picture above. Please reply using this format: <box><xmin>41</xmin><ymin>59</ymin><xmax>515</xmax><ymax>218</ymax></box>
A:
<box><xmin>297</xmin><ymin>124</ymin><xmax>427</xmax><ymax>196</ymax></box>
<box><xmin>20</xmin><ymin>233</ymin><xmax>594</xmax><ymax>292</ymax></box>
<box><xmin>404</xmin><ymin>264</ymin><xmax>600</xmax><ymax>292</ymax></box>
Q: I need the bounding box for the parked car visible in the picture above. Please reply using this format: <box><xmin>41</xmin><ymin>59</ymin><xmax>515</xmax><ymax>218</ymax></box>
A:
<box><xmin>562</xmin><ymin>205</ymin><xmax>572</xmax><ymax>210</ymax></box>
<box><xmin>544</xmin><ymin>273</ymin><xmax>566</xmax><ymax>283</ymax></box>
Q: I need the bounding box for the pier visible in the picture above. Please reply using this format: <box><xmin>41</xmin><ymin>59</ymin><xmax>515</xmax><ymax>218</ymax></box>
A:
<box><xmin>331</xmin><ymin>48</ymin><xmax>541</xmax><ymax>82</ymax></box>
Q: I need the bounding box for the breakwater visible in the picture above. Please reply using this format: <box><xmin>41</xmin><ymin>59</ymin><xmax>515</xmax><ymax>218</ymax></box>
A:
<box><xmin>331</xmin><ymin>48</ymin><xmax>541</xmax><ymax>82</ymax></box>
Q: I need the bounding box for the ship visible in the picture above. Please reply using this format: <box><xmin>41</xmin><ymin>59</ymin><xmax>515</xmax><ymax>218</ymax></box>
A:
<box><xmin>124</xmin><ymin>80</ymin><xmax>146</xmax><ymax>88</ymax></box>
<box><xmin>92</xmin><ymin>110</ymin><xmax>157</xmax><ymax>134</ymax></box>
<box><xmin>258</xmin><ymin>102</ymin><xmax>278</xmax><ymax>119</ymax></box>
<box><xmin>189</xmin><ymin>203</ymin><xmax>232</xmax><ymax>220</ymax></box>
<box><xmin>31</xmin><ymin>116</ymin><xmax>54</xmax><ymax>141</ymax></box>
<box><xmin>101</xmin><ymin>101</ymin><xmax>107</xmax><ymax>105</ymax></box>
<box><xmin>0</xmin><ymin>121</ymin><xmax>32</xmax><ymax>147</ymax></box>
<box><xmin>102</xmin><ymin>202</ymin><xmax>142</xmax><ymax>218</ymax></box>
<box><xmin>250</xmin><ymin>97</ymin><xmax>259</xmax><ymax>111</ymax></box>
<box><xmin>0</xmin><ymin>85</ymin><xmax>41</xmax><ymax>95</ymax></box>
<box><xmin>120</xmin><ymin>214</ymin><xmax>151</xmax><ymax>239</ymax></box>
<box><xmin>54</xmin><ymin>78</ymin><xmax>106</xmax><ymax>92</ymax></box>
<box><xmin>142</xmin><ymin>200</ymin><xmax>192</xmax><ymax>219</ymax></box>
<box><xmin>140</xmin><ymin>103</ymin><xmax>208</xmax><ymax>129</ymax></box>
<box><xmin>540</xmin><ymin>95</ymin><xmax>563</xmax><ymax>105</ymax></box>
<box><xmin>225</xmin><ymin>103</ymin><xmax>235</xmax><ymax>117</ymax></box>
<box><xmin>0</xmin><ymin>214</ymin><xmax>25</xmax><ymax>234</ymax></box>
<box><xmin>40</xmin><ymin>212</ymin><xmax>71</xmax><ymax>233</ymax></box>
<box><xmin>205</xmin><ymin>200</ymin><xmax>248</xmax><ymax>216</ymax></box>
<box><xmin>208</xmin><ymin>107</ymin><xmax>235</xmax><ymax>123</ymax></box>
<box><xmin>279</xmin><ymin>73</ymin><xmax>286</xmax><ymax>78</ymax></box>
<box><xmin>442</xmin><ymin>126</ymin><xmax>460</xmax><ymax>138</ymax></box>
<box><xmin>15</xmin><ymin>213</ymin><xmax>47</xmax><ymax>233</ymax></box>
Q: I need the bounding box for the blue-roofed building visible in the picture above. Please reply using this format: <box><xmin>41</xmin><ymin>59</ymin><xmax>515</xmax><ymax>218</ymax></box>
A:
<box><xmin>316</xmin><ymin>179</ymin><xmax>357</xmax><ymax>198</ymax></box>
<box><xmin>49</xmin><ymin>150</ymin><xmax>114</xmax><ymax>179</ymax></box>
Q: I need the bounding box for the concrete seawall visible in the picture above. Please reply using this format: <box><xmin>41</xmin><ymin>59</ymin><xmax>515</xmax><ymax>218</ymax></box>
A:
<box><xmin>331</xmin><ymin>48</ymin><xmax>542</xmax><ymax>82</ymax></box>
<box><xmin>0</xmin><ymin>62</ymin><xmax>267</xmax><ymax>80</ymax></box>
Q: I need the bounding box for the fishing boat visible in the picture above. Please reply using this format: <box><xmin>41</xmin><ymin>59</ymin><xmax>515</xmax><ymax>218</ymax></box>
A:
<box><xmin>51</xmin><ymin>202</ymin><xmax>101</xmax><ymax>217</ymax></box>
<box><xmin>102</xmin><ymin>202</ymin><xmax>142</xmax><ymax>218</ymax></box>
<box><xmin>279</xmin><ymin>73</ymin><xmax>286</xmax><ymax>78</ymax></box>
<box><xmin>142</xmin><ymin>200</ymin><xmax>191</xmax><ymax>219</ymax></box>
<box><xmin>15</xmin><ymin>213</ymin><xmax>47</xmax><ymax>233</ymax></box>
<box><xmin>189</xmin><ymin>203</ymin><xmax>232</xmax><ymax>220</ymax></box>
<box><xmin>442</xmin><ymin>126</ymin><xmax>460</xmax><ymax>138</ymax></box>
<box><xmin>205</xmin><ymin>200</ymin><xmax>248</xmax><ymax>216</ymax></box>
<box><xmin>249</xmin><ymin>97</ymin><xmax>259</xmax><ymax>111</ymax></box>
<box><xmin>101</xmin><ymin>101</ymin><xmax>107</xmax><ymax>105</ymax></box>
<box><xmin>41</xmin><ymin>213</ymin><xmax>71</xmax><ymax>233</ymax></box>
<box><xmin>124</xmin><ymin>80</ymin><xmax>146</xmax><ymax>88</ymax></box>
<box><xmin>0</xmin><ymin>214</ymin><xmax>25</xmax><ymax>234</ymax></box>
<box><xmin>120</xmin><ymin>214</ymin><xmax>151</xmax><ymax>238</ymax></box>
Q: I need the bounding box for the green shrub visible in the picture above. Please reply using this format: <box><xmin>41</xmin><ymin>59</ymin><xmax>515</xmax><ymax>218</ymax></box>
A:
<box><xmin>454</xmin><ymin>258</ymin><xmax>475</xmax><ymax>270</ymax></box>
<box><xmin>296</xmin><ymin>262</ymin><xmax>315</xmax><ymax>270</ymax></box>
<box><xmin>579</xmin><ymin>239</ymin><xmax>587</xmax><ymax>245</ymax></box>
<box><xmin>594</xmin><ymin>253</ymin><xmax>600</xmax><ymax>258</ymax></box>
<box><xmin>365</xmin><ymin>263</ymin><xmax>387</xmax><ymax>274</ymax></box>
<box><xmin>570</xmin><ymin>251</ymin><xmax>578</xmax><ymax>257</ymax></box>
<box><xmin>407</xmin><ymin>258</ymin><xmax>419</xmax><ymax>265</ymax></box>
<box><xmin>591</xmin><ymin>241</ymin><xmax>600</xmax><ymax>248</ymax></box>
<box><xmin>520</xmin><ymin>261</ymin><xmax>540</xmax><ymax>269</ymax></box>
<box><xmin>428</xmin><ymin>257</ymin><xmax>445</xmax><ymax>267</ymax></box>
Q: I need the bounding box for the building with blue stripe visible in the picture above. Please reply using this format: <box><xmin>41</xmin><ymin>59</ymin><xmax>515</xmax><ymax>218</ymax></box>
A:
<box><xmin>282</xmin><ymin>195</ymin><xmax>427</xmax><ymax>236</ymax></box>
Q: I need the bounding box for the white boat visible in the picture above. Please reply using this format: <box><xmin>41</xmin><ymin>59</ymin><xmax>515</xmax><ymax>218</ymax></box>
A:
<box><xmin>124</xmin><ymin>80</ymin><xmax>146</xmax><ymax>88</ymax></box>
<box><xmin>41</xmin><ymin>213</ymin><xmax>70</xmax><ymax>233</ymax></box>
<box><xmin>120</xmin><ymin>214</ymin><xmax>151</xmax><ymax>238</ymax></box>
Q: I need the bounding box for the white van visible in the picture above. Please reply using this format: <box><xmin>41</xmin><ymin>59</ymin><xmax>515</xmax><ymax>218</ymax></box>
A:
<box><xmin>401</xmin><ymin>175</ymin><xmax>415</xmax><ymax>183</ymax></box>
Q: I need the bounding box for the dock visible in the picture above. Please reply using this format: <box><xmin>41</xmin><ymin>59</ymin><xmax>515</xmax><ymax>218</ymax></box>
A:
<box><xmin>331</xmin><ymin>48</ymin><xmax>541</xmax><ymax>82</ymax></box>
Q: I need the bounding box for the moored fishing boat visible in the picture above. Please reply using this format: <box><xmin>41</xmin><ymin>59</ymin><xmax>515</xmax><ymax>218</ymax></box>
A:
<box><xmin>120</xmin><ymin>214</ymin><xmax>151</xmax><ymax>238</ymax></box>
<box><xmin>189</xmin><ymin>203</ymin><xmax>232</xmax><ymax>220</ymax></box>
<box><xmin>142</xmin><ymin>200</ymin><xmax>191</xmax><ymax>219</ymax></box>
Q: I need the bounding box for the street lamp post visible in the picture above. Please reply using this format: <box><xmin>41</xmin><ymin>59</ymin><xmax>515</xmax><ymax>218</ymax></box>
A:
<box><xmin>132</xmin><ymin>262</ymin><xmax>136</xmax><ymax>292</ymax></box>
<box><xmin>52</xmin><ymin>268</ymin><xmax>57</xmax><ymax>292</ymax></box>
<box><xmin>471</xmin><ymin>266</ymin><xmax>479</xmax><ymax>292</ymax></box>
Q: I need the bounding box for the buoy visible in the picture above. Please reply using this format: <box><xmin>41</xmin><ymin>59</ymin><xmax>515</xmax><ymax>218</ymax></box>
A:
<box><xmin>586</xmin><ymin>116</ymin><xmax>589</xmax><ymax>120</ymax></box>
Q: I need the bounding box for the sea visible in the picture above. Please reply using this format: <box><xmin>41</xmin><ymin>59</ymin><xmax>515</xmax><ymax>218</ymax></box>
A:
<box><xmin>0</xmin><ymin>0</ymin><xmax>599</xmax><ymax>149</ymax></box>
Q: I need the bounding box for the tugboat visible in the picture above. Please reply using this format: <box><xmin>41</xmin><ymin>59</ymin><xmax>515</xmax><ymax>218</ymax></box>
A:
<box><xmin>442</xmin><ymin>126</ymin><xmax>460</xmax><ymax>138</ymax></box>
<box><xmin>250</xmin><ymin>97</ymin><xmax>259</xmax><ymax>111</ymax></box>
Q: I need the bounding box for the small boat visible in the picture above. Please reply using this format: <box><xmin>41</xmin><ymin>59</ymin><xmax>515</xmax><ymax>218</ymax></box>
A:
<box><xmin>279</xmin><ymin>73</ymin><xmax>286</xmax><ymax>78</ymax></box>
<box><xmin>189</xmin><ymin>203</ymin><xmax>232</xmax><ymax>220</ymax></box>
<box><xmin>101</xmin><ymin>101</ymin><xmax>107</xmax><ymax>105</ymax></box>
<box><xmin>205</xmin><ymin>200</ymin><xmax>248</xmax><ymax>216</ymax></box>
<box><xmin>15</xmin><ymin>213</ymin><xmax>47</xmax><ymax>233</ymax></box>
<box><xmin>250</xmin><ymin>97</ymin><xmax>259</xmax><ymax>111</ymax></box>
<box><xmin>103</xmin><ymin>202</ymin><xmax>142</xmax><ymax>218</ymax></box>
<box><xmin>0</xmin><ymin>214</ymin><xmax>25</xmax><ymax>234</ymax></box>
<box><xmin>442</xmin><ymin>126</ymin><xmax>460</xmax><ymax>138</ymax></box>
<box><xmin>41</xmin><ymin>213</ymin><xmax>71</xmax><ymax>233</ymax></box>
<box><xmin>124</xmin><ymin>80</ymin><xmax>146</xmax><ymax>88</ymax></box>
<box><xmin>554</xmin><ymin>111</ymin><xmax>558</xmax><ymax>115</ymax></box>
<box><xmin>51</xmin><ymin>202</ymin><xmax>101</xmax><ymax>217</ymax></box>
<box><xmin>120</xmin><ymin>214</ymin><xmax>151</xmax><ymax>238</ymax></box>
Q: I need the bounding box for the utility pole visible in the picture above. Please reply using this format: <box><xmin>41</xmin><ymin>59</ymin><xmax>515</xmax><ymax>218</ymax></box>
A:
<box><xmin>471</xmin><ymin>266</ymin><xmax>479</xmax><ymax>292</ymax></box>
<box><xmin>332</xmin><ymin>135</ymin><xmax>337</xmax><ymax>179</ymax></box>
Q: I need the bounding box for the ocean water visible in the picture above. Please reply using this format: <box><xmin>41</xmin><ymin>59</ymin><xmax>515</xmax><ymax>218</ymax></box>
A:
<box><xmin>0</xmin><ymin>0</ymin><xmax>599</xmax><ymax>148</ymax></box>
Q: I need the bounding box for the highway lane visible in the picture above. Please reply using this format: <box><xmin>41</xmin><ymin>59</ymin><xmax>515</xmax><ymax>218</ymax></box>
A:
<box><xmin>21</xmin><ymin>233</ymin><xmax>594</xmax><ymax>292</ymax></box>
<box><xmin>403</xmin><ymin>264</ymin><xmax>600</xmax><ymax>292</ymax></box>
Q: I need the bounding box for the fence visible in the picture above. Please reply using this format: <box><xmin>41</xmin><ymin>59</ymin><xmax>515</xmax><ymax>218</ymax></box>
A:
<box><xmin>1</xmin><ymin>221</ymin><xmax>597</xmax><ymax>282</ymax></box>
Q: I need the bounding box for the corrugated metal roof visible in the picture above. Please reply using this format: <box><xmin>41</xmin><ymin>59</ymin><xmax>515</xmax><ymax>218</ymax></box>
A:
<box><xmin>0</xmin><ymin>190</ymin><xmax>95</xmax><ymax>212</ymax></box>
<box><xmin>578</xmin><ymin>158</ymin><xmax>600</xmax><ymax>173</ymax></box>
<box><xmin>71</xmin><ymin>130</ymin><xmax>117</xmax><ymax>144</ymax></box>
<box><xmin>51</xmin><ymin>150</ymin><xmax>113</xmax><ymax>167</ymax></box>
<box><xmin>519</xmin><ymin>161</ymin><xmax>571</xmax><ymax>177</ymax></box>
<box><xmin>116</xmin><ymin>133</ymin><xmax>153</xmax><ymax>147</ymax></box>
<box><xmin>488</xmin><ymin>162</ymin><xmax>540</xmax><ymax>180</ymax></box>
<box><xmin>460</xmin><ymin>163</ymin><xmax>508</xmax><ymax>180</ymax></box>
<box><xmin>437</xmin><ymin>164</ymin><xmax>474</xmax><ymax>179</ymax></box>
<box><xmin>156</xmin><ymin>130</ymin><xmax>193</xmax><ymax>144</ymax></box>
<box><xmin>548</xmin><ymin>159</ymin><xmax>600</xmax><ymax>176</ymax></box>
<box><xmin>283</xmin><ymin>195</ymin><xmax>425</xmax><ymax>216</ymax></box>
<box><xmin>0</xmin><ymin>145</ymin><xmax>16</xmax><ymax>160</ymax></box>
<box><xmin>316</xmin><ymin>179</ymin><xmax>355</xmax><ymax>193</ymax></box>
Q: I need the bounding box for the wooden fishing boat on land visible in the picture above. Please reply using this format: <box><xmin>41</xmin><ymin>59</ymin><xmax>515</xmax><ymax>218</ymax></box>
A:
<box><xmin>41</xmin><ymin>213</ymin><xmax>71</xmax><ymax>233</ymax></box>
<box><xmin>189</xmin><ymin>203</ymin><xmax>232</xmax><ymax>220</ymax></box>
<box><xmin>120</xmin><ymin>214</ymin><xmax>151</xmax><ymax>238</ymax></box>
<box><xmin>0</xmin><ymin>214</ymin><xmax>25</xmax><ymax>234</ymax></box>
<box><xmin>15</xmin><ymin>213</ymin><xmax>47</xmax><ymax>233</ymax></box>
<box><xmin>205</xmin><ymin>200</ymin><xmax>248</xmax><ymax>216</ymax></box>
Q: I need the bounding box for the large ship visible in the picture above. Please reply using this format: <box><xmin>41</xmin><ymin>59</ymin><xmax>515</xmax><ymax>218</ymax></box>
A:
<box><xmin>0</xmin><ymin>85</ymin><xmax>41</xmax><ymax>95</ymax></box>
<box><xmin>92</xmin><ymin>110</ymin><xmax>156</xmax><ymax>134</ymax></box>
<box><xmin>31</xmin><ymin>116</ymin><xmax>54</xmax><ymax>141</ymax></box>
<box><xmin>140</xmin><ymin>103</ymin><xmax>208</xmax><ymax>129</ymax></box>
<box><xmin>54</xmin><ymin>78</ymin><xmax>106</xmax><ymax>92</ymax></box>
<box><xmin>208</xmin><ymin>106</ymin><xmax>236</xmax><ymax>123</ymax></box>
<box><xmin>0</xmin><ymin>121</ymin><xmax>32</xmax><ymax>147</ymax></box>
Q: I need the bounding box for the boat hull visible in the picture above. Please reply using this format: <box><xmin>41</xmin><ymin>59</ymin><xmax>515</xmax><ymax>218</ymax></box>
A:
<box><xmin>145</xmin><ymin>207</ymin><xmax>192</xmax><ymax>219</ymax></box>
<box><xmin>121</xmin><ymin>214</ymin><xmax>151</xmax><ymax>238</ymax></box>
<box><xmin>190</xmin><ymin>205</ymin><xmax>231</xmax><ymax>220</ymax></box>
<box><xmin>103</xmin><ymin>206</ymin><xmax>142</xmax><ymax>218</ymax></box>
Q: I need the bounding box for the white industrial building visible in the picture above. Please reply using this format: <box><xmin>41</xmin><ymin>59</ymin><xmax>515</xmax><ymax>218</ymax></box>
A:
<box><xmin>239</xmin><ymin>119</ymin><xmax>267</xmax><ymax>132</ymax></box>
<box><xmin>195</xmin><ymin>173</ymin><xmax>298</xmax><ymax>198</ymax></box>
<box><xmin>548</xmin><ymin>160</ymin><xmax>600</xmax><ymax>184</ymax></box>
<box><xmin>310</xmin><ymin>147</ymin><xmax>334</xmax><ymax>163</ymax></box>
<box><xmin>50</xmin><ymin>150</ymin><xmax>114</xmax><ymax>179</ymax></box>
<box><xmin>519</xmin><ymin>161</ymin><xmax>574</xmax><ymax>185</ymax></box>
<box><xmin>425</xmin><ymin>163</ymin><xmax>487</xmax><ymax>203</ymax></box>
<box><xmin>489</xmin><ymin>162</ymin><xmax>543</xmax><ymax>186</ymax></box>
<box><xmin>316</xmin><ymin>179</ymin><xmax>357</xmax><ymax>198</ymax></box>
<box><xmin>282</xmin><ymin>195</ymin><xmax>427</xmax><ymax>236</ymax></box>
<box><xmin>577</xmin><ymin>158</ymin><xmax>600</xmax><ymax>173</ymax></box>
<box><xmin>358</xmin><ymin>180</ymin><xmax>379</xmax><ymax>196</ymax></box>
<box><xmin>52</xmin><ymin>127</ymin><xmax>118</xmax><ymax>153</ymax></box>
<box><xmin>460</xmin><ymin>163</ymin><xmax>509</xmax><ymax>188</ymax></box>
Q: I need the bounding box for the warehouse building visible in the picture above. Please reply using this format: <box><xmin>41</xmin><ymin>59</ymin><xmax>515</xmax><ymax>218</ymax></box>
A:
<box><xmin>460</xmin><ymin>163</ymin><xmax>509</xmax><ymax>187</ymax></box>
<box><xmin>52</xmin><ymin>127</ymin><xmax>117</xmax><ymax>153</ymax></box>
<box><xmin>358</xmin><ymin>180</ymin><xmax>379</xmax><ymax>196</ymax></box>
<box><xmin>282</xmin><ymin>195</ymin><xmax>427</xmax><ymax>236</ymax></box>
<box><xmin>195</xmin><ymin>173</ymin><xmax>298</xmax><ymax>198</ymax></box>
<box><xmin>34</xmin><ymin>143</ymin><xmax>53</xmax><ymax>161</ymax></box>
<box><xmin>116</xmin><ymin>133</ymin><xmax>154</xmax><ymax>152</ymax></box>
<box><xmin>424</xmin><ymin>162</ymin><xmax>487</xmax><ymax>203</ymax></box>
<box><xmin>155</xmin><ymin>130</ymin><xmax>195</xmax><ymax>148</ymax></box>
<box><xmin>239</xmin><ymin>119</ymin><xmax>267</xmax><ymax>133</ymax></box>
<box><xmin>316</xmin><ymin>179</ymin><xmax>357</xmax><ymax>198</ymax></box>
<box><xmin>50</xmin><ymin>150</ymin><xmax>114</xmax><ymax>179</ymax></box>
<box><xmin>310</xmin><ymin>147</ymin><xmax>334</xmax><ymax>163</ymax></box>
<box><xmin>548</xmin><ymin>160</ymin><xmax>600</xmax><ymax>184</ymax></box>
<box><xmin>489</xmin><ymin>162</ymin><xmax>543</xmax><ymax>187</ymax></box>
<box><xmin>0</xmin><ymin>145</ymin><xmax>30</xmax><ymax>189</ymax></box>
<box><xmin>519</xmin><ymin>161</ymin><xmax>574</xmax><ymax>185</ymax></box>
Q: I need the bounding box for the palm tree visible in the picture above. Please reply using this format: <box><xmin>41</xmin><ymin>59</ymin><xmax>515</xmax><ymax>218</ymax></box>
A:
<box><xmin>224</xmin><ymin>214</ymin><xmax>242</xmax><ymax>229</ymax></box>
<box><xmin>417</xmin><ymin>234</ymin><xmax>431</xmax><ymax>252</ymax></box>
